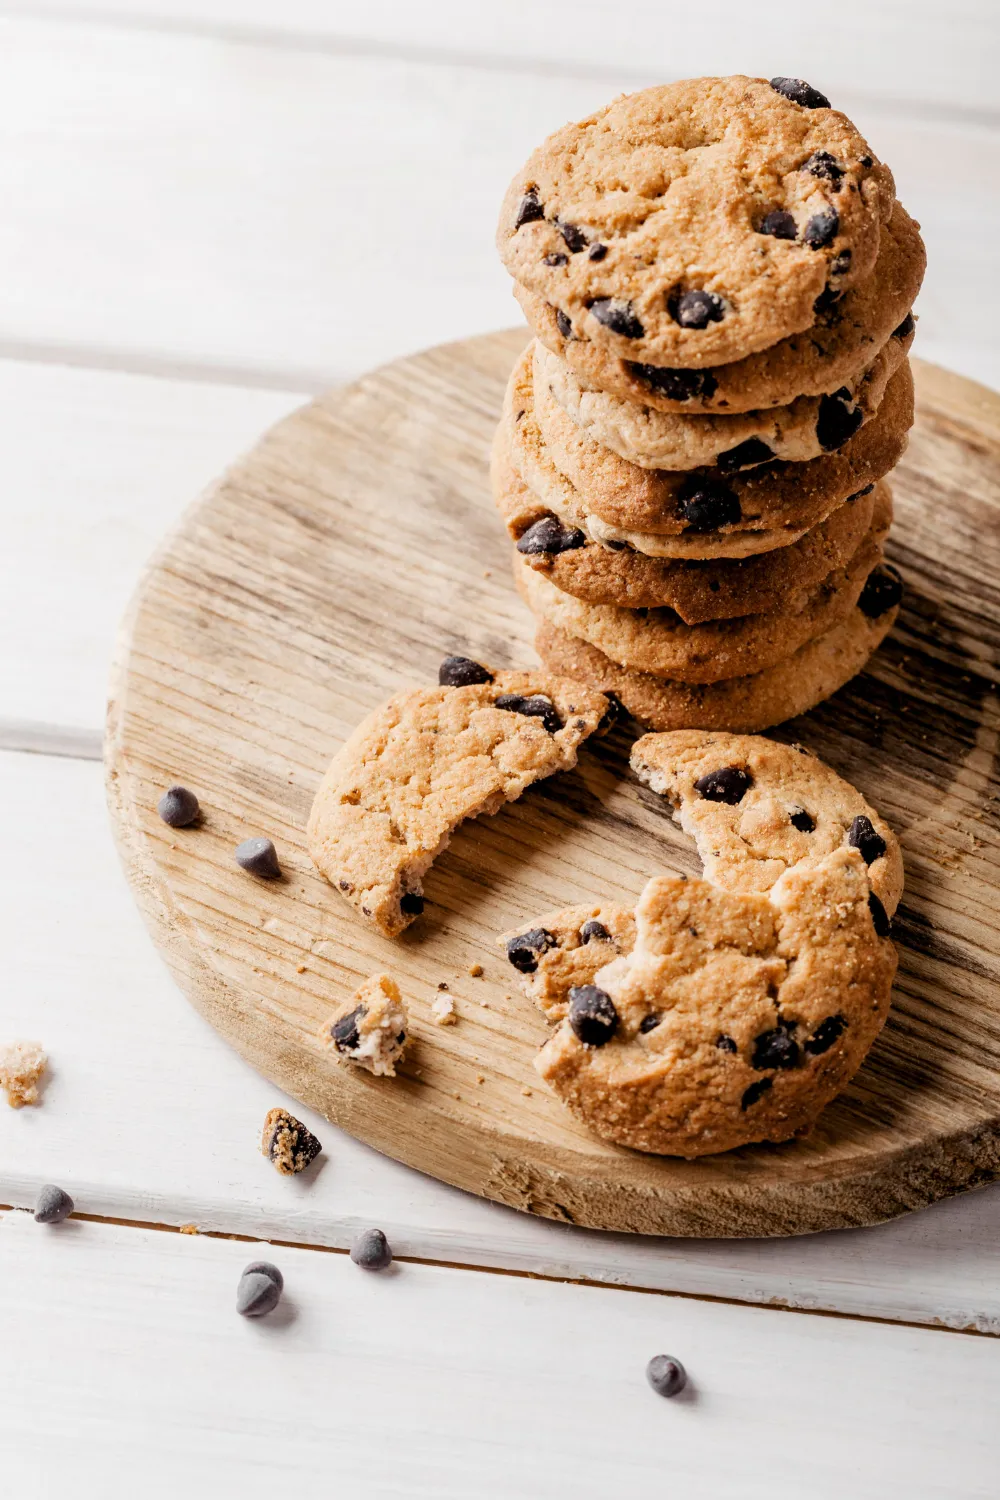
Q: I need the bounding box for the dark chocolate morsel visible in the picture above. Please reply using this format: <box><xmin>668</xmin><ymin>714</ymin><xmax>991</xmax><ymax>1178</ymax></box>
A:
<box><xmin>893</xmin><ymin>312</ymin><xmax>916</xmax><ymax>340</ymax></box>
<box><xmin>868</xmin><ymin>892</ymin><xmax>892</xmax><ymax>938</ymax></box>
<box><xmin>646</xmin><ymin>1356</ymin><xmax>687</xmax><ymax>1398</ymax></box>
<box><xmin>516</xmin><ymin>515</ymin><xmax>586</xmax><ymax>555</ymax></box>
<box><xmin>580</xmin><ymin>919</ymin><xmax>611</xmax><ymax>944</ymax></box>
<box><xmin>331</xmin><ymin>1004</ymin><xmax>366</xmax><ymax>1052</ymax></box>
<box><xmin>676</xmin><ymin>476</ymin><xmax>742</xmax><ymax>532</ymax></box>
<box><xmin>513</xmin><ymin>187</ymin><xmax>544</xmax><ymax>229</ymax></box>
<box><xmin>770</xmin><ymin>77</ymin><xmax>831</xmax><ymax>108</ymax></box>
<box><xmin>639</xmin><ymin>1013</ymin><xmax>662</xmax><ymax>1034</ymax></box>
<box><xmin>848</xmin><ymin>814</ymin><xmax>887</xmax><ymax>865</ymax></box>
<box><xmin>715</xmin><ymin>437</ymin><xmax>774</xmax><ymax>471</ymax></box>
<box><xmin>439</xmin><ymin>655</ymin><xmax>494</xmax><ymax>687</ymax></box>
<box><xmin>588</xmin><ymin>298</ymin><xmax>645</xmax><ymax>339</ymax></box>
<box><xmin>34</xmin><ymin>1185</ymin><xmax>74</xmax><ymax>1224</ymax></box>
<box><xmin>505</xmin><ymin>928</ymin><xmax>556</xmax><ymax>973</ymax></box>
<box><xmin>758</xmin><ymin>209</ymin><xmax>797</xmax><ymax>240</ymax></box>
<box><xmin>234</xmin><ymin>837</ymin><xmax>281</xmax><ymax>879</ymax></box>
<box><xmin>716</xmin><ymin>1034</ymin><xmax>738</xmax><ymax>1054</ymax></box>
<box><xmin>627</xmin><ymin>362</ymin><xmax>718</xmax><ymax>402</ymax></box>
<box><xmin>494</xmin><ymin>693</ymin><xmax>562</xmax><ymax>733</ymax></box>
<box><xmin>741</xmin><ymin>1077</ymin><xmax>773</xmax><ymax>1110</ymax></box>
<box><xmin>804</xmin><ymin>209</ymin><xmax>840</xmax><ymax>249</ymax></box>
<box><xmin>858</xmin><ymin>563</ymin><xmax>903</xmax><ymax>619</ymax></box>
<box><xmin>860</xmin><ymin>154</ymin><xmax>873</xmax><ymax>168</ymax></box>
<box><xmin>751</xmin><ymin>1026</ymin><xmax>800</xmax><ymax>1071</ymax></box>
<box><xmin>694</xmin><ymin>765</ymin><xmax>753</xmax><ymax>804</ymax></box>
<box><xmin>557</xmin><ymin>219</ymin><xmax>588</xmax><ymax>253</ymax></box>
<box><xmin>670</xmin><ymin>289</ymin><xmax>725</xmax><ymax>329</ymax></box>
<box><xmin>802</xmin><ymin>150</ymin><xmax>845</xmax><ymax>186</ymax></box>
<box><xmin>804</xmin><ymin>1014</ymin><xmax>847</xmax><ymax>1056</ymax></box>
<box><xmin>543</xmin><ymin>252</ymin><xmax>568</xmax><ymax>266</ymax></box>
<box><xmin>400</xmin><ymin>892</ymin><xmax>425</xmax><ymax>916</ymax></box>
<box><xmin>790</xmin><ymin>808</ymin><xmax>816</xmax><ymax>833</ymax></box>
<box><xmin>237</xmin><ymin>1271</ymin><xmax>282</xmax><ymax>1318</ymax></box>
<box><xmin>587</xmin><ymin>243</ymin><xmax>608</xmax><ymax>261</ymax></box>
<box><xmin>350</xmin><ymin>1228</ymin><xmax>393</xmax><ymax>1271</ymax></box>
<box><xmin>816</xmin><ymin>389</ymin><xmax>864</xmax><ymax>451</ymax></box>
<box><xmin>157</xmin><ymin>785</ymin><xmax>200</xmax><ymax>828</ymax></box>
<box><xmin>242</xmin><ymin>1260</ymin><xmax>283</xmax><ymax>1292</ymax></box>
<box><xmin>568</xmin><ymin>984</ymin><xmax>619</xmax><ymax>1047</ymax></box>
<box><xmin>555</xmin><ymin>308</ymin><xmax>574</xmax><ymax>340</ymax></box>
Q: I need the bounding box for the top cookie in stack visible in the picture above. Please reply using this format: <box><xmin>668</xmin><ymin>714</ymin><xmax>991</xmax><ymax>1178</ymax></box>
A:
<box><xmin>491</xmin><ymin>75</ymin><xmax>926</xmax><ymax>732</ymax></box>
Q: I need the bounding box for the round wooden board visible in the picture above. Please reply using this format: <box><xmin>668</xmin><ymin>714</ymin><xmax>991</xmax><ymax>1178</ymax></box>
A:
<box><xmin>107</xmin><ymin>330</ymin><xmax>1000</xmax><ymax>1238</ymax></box>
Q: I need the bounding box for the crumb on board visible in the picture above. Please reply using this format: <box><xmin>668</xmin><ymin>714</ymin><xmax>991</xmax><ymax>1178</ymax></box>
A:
<box><xmin>296</xmin><ymin>964</ymin><xmax>306</xmax><ymax>974</ymax></box>
<box><xmin>437</xmin><ymin>981</ymin><xmax>449</xmax><ymax>991</ymax></box>
<box><xmin>521</xmin><ymin>1086</ymin><xmax>533</xmax><ymax>1097</ymax></box>
<box><xmin>468</xmin><ymin>963</ymin><xmax>484</xmax><ymax>978</ymax></box>
<box><xmin>432</xmin><ymin>993</ymin><xmax>457</xmax><ymax>1026</ymax></box>
<box><xmin>0</xmin><ymin>1040</ymin><xmax>47</xmax><ymax>1108</ymax></box>
<box><xmin>179</xmin><ymin>1223</ymin><xmax>199</xmax><ymax>1235</ymax></box>
<box><xmin>476</xmin><ymin>1074</ymin><xmax>485</xmax><ymax>1085</ymax></box>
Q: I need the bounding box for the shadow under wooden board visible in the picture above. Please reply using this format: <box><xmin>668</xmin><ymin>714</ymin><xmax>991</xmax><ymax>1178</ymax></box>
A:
<box><xmin>107</xmin><ymin>329</ymin><xmax>1000</xmax><ymax>1238</ymax></box>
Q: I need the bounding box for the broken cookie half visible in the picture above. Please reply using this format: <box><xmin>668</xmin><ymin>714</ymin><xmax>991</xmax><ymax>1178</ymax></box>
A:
<box><xmin>307</xmin><ymin>656</ymin><xmax>610</xmax><ymax>937</ymax></box>
<box><xmin>319</xmin><ymin>973</ymin><xmax>409</xmax><ymax>1077</ymax></box>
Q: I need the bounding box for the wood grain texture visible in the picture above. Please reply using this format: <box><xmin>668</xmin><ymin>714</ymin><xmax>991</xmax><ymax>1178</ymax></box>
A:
<box><xmin>107</xmin><ymin>330</ymin><xmax>1000</xmax><ymax>1238</ymax></box>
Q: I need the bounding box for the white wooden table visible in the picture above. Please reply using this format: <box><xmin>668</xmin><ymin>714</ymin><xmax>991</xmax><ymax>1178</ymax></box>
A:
<box><xmin>2</xmin><ymin>7</ymin><xmax>999</xmax><ymax>1494</ymax></box>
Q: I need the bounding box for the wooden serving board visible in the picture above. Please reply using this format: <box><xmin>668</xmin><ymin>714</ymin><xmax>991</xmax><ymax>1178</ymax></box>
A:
<box><xmin>106</xmin><ymin>330</ymin><xmax>1000</xmax><ymax>1238</ymax></box>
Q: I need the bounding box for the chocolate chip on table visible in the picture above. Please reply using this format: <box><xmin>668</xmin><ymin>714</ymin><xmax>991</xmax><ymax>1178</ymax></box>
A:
<box><xmin>244</xmin><ymin>1259</ymin><xmax>284</xmax><ymax>1293</ymax></box>
<box><xmin>494</xmin><ymin>693</ymin><xmax>562</xmax><ymax>733</ymax></box>
<box><xmin>580</xmin><ymin>919</ymin><xmax>610</xmax><ymax>944</ymax></box>
<box><xmin>751</xmin><ymin>1025</ymin><xmax>800</xmax><ymax>1070</ymax></box>
<box><xmin>804</xmin><ymin>1014</ymin><xmax>847</xmax><ymax>1056</ymax></box>
<box><xmin>858</xmin><ymin>563</ymin><xmax>903</xmax><ymax>619</ymax></box>
<box><xmin>893</xmin><ymin>312</ymin><xmax>916</xmax><ymax>340</ymax></box>
<box><xmin>758</xmin><ymin>209</ymin><xmax>797</xmax><ymax>240</ymax></box>
<box><xmin>804</xmin><ymin>209</ymin><xmax>840</xmax><ymax>248</ymax></box>
<box><xmin>513</xmin><ymin>187</ymin><xmax>544</xmax><ymax>228</ymax></box>
<box><xmin>677</xmin><ymin>477</ymin><xmax>742</xmax><ymax>533</ymax></box>
<box><xmin>237</xmin><ymin>1266</ymin><xmax>283</xmax><ymax>1318</ymax></box>
<box><xmin>235</xmin><ymin>837</ymin><xmax>281</xmax><ymax>879</ymax></box>
<box><xmin>262</xmin><ymin>1107</ymin><xmax>322</xmax><ymax>1176</ymax></box>
<box><xmin>627</xmin><ymin>362</ymin><xmax>718</xmax><ymax>402</ymax></box>
<box><xmin>588</xmin><ymin>298</ymin><xmax>645</xmax><ymax>339</ymax></box>
<box><xmin>544</xmin><ymin>252</ymin><xmax>568</xmax><ymax>266</ymax></box>
<box><xmin>400</xmin><ymin>893</ymin><xmax>425</xmax><ymax>915</ymax></box>
<box><xmin>505</xmin><ymin>928</ymin><xmax>556</xmax><ymax>973</ymax></box>
<box><xmin>332</xmin><ymin>1005</ymin><xmax>365</xmax><ymax>1053</ymax></box>
<box><xmin>557</xmin><ymin>219</ymin><xmax>588</xmax><ymax>253</ymax></box>
<box><xmin>350</xmin><ymin>1227</ymin><xmax>393</xmax><ymax>1271</ymax></box>
<box><xmin>34</xmin><ymin>1184</ymin><xmax>74</xmax><ymax>1224</ymax></box>
<box><xmin>716</xmin><ymin>1034</ymin><xmax>738</xmax><ymax>1053</ymax></box>
<box><xmin>848</xmin><ymin>814</ymin><xmax>887</xmax><ymax>865</ymax></box>
<box><xmin>816</xmin><ymin>390</ymin><xmax>864</xmax><ymax>451</ymax></box>
<box><xmin>516</xmin><ymin>515</ymin><xmax>586</xmax><ymax>555</ymax></box>
<box><xmin>694</xmin><ymin>765</ymin><xmax>753</xmax><ymax>805</ymax></box>
<box><xmin>639</xmin><ymin>1014</ymin><xmax>662</xmax><ymax>1034</ymax></box>
<box><xmin>555</xmin><ymin>308</ymin><xmax>574</xmax><ymax>340</ymax></box>
<box><xmin>790</xmin><ymin>808</ymin><xmax>816</xmax><ymax>833</ymax></box>
<box><xmin>439</xmin><ymin>655</ymin><xmax>494</xmax><ymax>687</ymax></box>
<box><xmin>741</xmin><ymin>1077</ymin><xmax>773</xmax><ymax>1110</ymax></box>
<box><xmin>868</xmin><ymin>892</ymin><xmax>892</xmax><ymax>938</ymax></box>
<box><xmin>157</xmin><ymin>785</ymin><xmax>200</xmax><ymax>828</ymax></box>
<box><xmin>802</xmin><ymin>150</ymin><xmax>845</xmax><ymax>187</ymax></box>
<box><xmin>646</xmin><ymin>1355</ymin><xmax>687</xmax><ymax>1398</ymax></box>
<box><xmin>770</xmin><ymin>77</ymin><xmax>831</xmax><ymax>109</ymax></box>
<box><xmin>670</xmin><ymin>289</ymin><xmax>725</xmax><ymax>329</ymax></box>
<box><xmin>568</xmin><ymin>985</ymin><xmax>619</xmax><ymax>1047</ymax></box>
<box><xmin>715</xmin><ymin>437</ymin><xmax>774</xmax><ymax>472</ymax></box>
<box><xmin>587</xmin><ymin>243</ymin><xmax>608</xmax><ymax>261</ymax></box>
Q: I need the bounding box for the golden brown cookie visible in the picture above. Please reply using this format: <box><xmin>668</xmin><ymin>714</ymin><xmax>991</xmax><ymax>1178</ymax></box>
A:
<box><xmin>498</xmin><ymin>77</ymin><xmax>895</xmax><ymax>368</ymax></box>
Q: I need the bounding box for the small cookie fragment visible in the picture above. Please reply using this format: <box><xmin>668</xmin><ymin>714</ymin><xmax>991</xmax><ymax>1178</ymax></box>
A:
<box><xmin>431</xmin><ymin>993</ymin><xmax>457</xmax><ymax>1026</ymax></box>
<box><xmin>235</xmin><ymin>837</ymin><xmax>282</xmax><ymax>879</ymax></box>
<box><xmin>157</xmin><ymin>785</ymin><xmax>200</xmax><ymax>827</ymax></box>
<box><xmin>350</xmin><ymin>1228</ymin><xmax>393</xmax><ymax>1271</ymax></box>
<box><xmin>320</xmin><ymin>973</ymin><xmax>409</xmax><ymax>1077</ymax></box>
<box><xmin>646</xmin><ymin>1355</ymin><xmax>688</xmax><ymax>1398</ymax></box>
<box><xmin>34</xmin><ymin>1185</ymin><xmax>74</xmax><ymax>1224</ymax></box>
<box><xmin>0</xmin><ymin>1040</ymin><xmax>47</xmax><ymax>1108</ymax></box>
<box><xmin>237</xmin><ymin>1261</ymin><xmax>283</xmax><ymax>1318</ymax></box>
<box><xmin>261</xmin><ymin>1107</ymin><xmax>322</xmax><ymax>1175</ymax></box>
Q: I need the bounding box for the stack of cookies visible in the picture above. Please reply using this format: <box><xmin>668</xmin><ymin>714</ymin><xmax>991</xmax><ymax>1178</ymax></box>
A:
<box><xmin>492</xmin><ymin>75</ymin><xmax>925</xmax><ymax>731</ymax></box>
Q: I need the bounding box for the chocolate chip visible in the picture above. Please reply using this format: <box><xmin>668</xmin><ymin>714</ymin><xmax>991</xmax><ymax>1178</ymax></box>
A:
<box><xmin>646</xmin><ymin>1355</ymin><xmax>687</xmax><ymax>1398</ymax></box>
<box><xmin>494</xmin><ymin>693</ymin><xmax>562</xmax><ymax>733</ymax></box>
<box><xmin>516</xmin><ymin>515</ymin><xmax>586</xmax><ymax>555</ymax></box>
<box><xmin>670</xmin><ymin>289</ymin><xmax>725</xmax><ymax>329</ymax></box>
<box><xmin>588</xmin><ymin>243</ymin><xmax>607</xmax><ymax>261</ymax></box>
<box><xmin>331</xmin><ymin>1004</ymin><xmax>365</xmax><ymax>1052</ymax></box>
<box><xmin>243</xmin><ymin>1260</ymin><xmax>284</xmax><ymax>1293</ymax></box>
<box><xmin>816</xmin><ymin>389</ymin><xmax>864</xmax><ymax>451</ymax></box>
<box><xmin>350</xmin><ymin>1228</ymin><xmax>393</xmax><ymax>1271</ymax></box>
<box><xmin>759</xmin><ymin>209</ymin><xmax>797</xmax><ymax>240</ymax></box>
<box><xmin>157</xmin><ymin>785</ymin><xmax>200</xmax><ymax>827</ymax></box>
<box><xmin>858</xmin><ymin>563</ymin><xmax>903</xmax><ymax>619</ymax></box>
<box><xmin>830</xmin><ymin>249</ymin><xmax>852</xmax><ymax>275</ymax></box>
<box><xmin>804</xmin><ymin>1014</ymin><xmax>847</xmax><ymax>1056</ymax></box>
<box><xmin>580</xmin><ymin>919</ymin><xmax>610</xmax><ymax>944</ymax></box>
<box><xmin>869</xmin><ymin>892</ymin><xmax>892</xmax><ymax>937</ymax></box>
<box><xmin>813</xmin><ymin>285</ymin><xmax>843</xmax><ymax>315</ymax></box>
<box><xmin>741</xmin><ymin>1077</ymin><xmax>773</xmax><ymax>1110</ymax></box>
<box><xmin>263</xmin><ymin>1108</ymin><xmax>322</xmax><ymax>1175</ymax></box>
<box><xmin>770</xmin><ymin>77</ymin><xmax>831</xmax><ymax>109</ymax></box>
<box><xmin>848</xmin><ymin>814</ymin><xmax>887</xmax><ymax>865</ymax></box>
<box><xmin>544</xmin><ymin>252</ymin><xmax>568</xmax><ymax>266</ymax></box>
<box><xmin>639</xmin><ymin>1014</ymin><xmax>662</xmax><ymax>1034</ymax></box>
<box><xmin>400</xmin><ymin>892</ymin><xmax>424</xmax><ymax>916</ymax></box>
<box><xmin>555</xmin><ymin>308</ymin><xmax>574</xmax><ymax>339</ymax></box>
<box><xmin>627</xmin><ymin>362</ymin><xmax>718</xmax><ymax>401</ymax></box>
<box><xmin>34</xmin><ymin>1185</ymin><xmax>74</xmax><ymax>1224</ymax></box>
<box><xmin>439</xmin><ymin>655</ymin><xmax>494</xmax><ymax>687</ymax></box>
<box><xmin>893</xmin><ymin>312</ymin><xmax>916</xmax><ymax>340</ymax></box>
<box><xmin>677</xmin><ymin>476</ymin><xmax>741</xmax><ymax>532</ymax></box>
<box><xmin>694</xmin><ymin>765</ymin><xmax>753</xmax><ymax>804</ymax></box>
<box><xmin>790</xmin><ymin>808</ymin><xmax>816</xmax><ymax>833</ymax></box>
<box><xmin>557</xmin><ymin>220</ymin><xmax>588</xmax><ymax>253</ymax></box>
<box><xmin>804</xmin><ymin>209</ymin><xmax>839</xmax><ymax>248</ymax></box>
<box><xmin>860</xmin><ymin>154</ymin><xmax>873</xmax><ymax>168</ymax></box>
<box><xmin>235</xmin><ymin>837</ymin><xmax>281</xmax><ymax>879</ymax></box>
<box><xmin>588</xmin><ymin>298</ymin><xmax>644</xmax><ymax>339</ymax></box>
<box><xmin>716</xmin><ymin>1035</ymin><xmax>738</xmax><ymax>1053</ymax></box>
<box><xmin>568</xmin><ymin>984</ymin><xmax>619</xmax><ymax>1047</ymax></box>
<box><xmin>802</xmin><ymin>150</ymin><xmax>845</xmax><ymax>187</ymax></box>
<box><xmin>505</xmin><ymin>928</ymin><xmax>555</xmax><ymax>973</ymax></box>
<box><xmin>514</xmin><ymin>187</ymin><xmax>544</xmax><ymax>229</ymax></box>
<box><xmin>752</xmin><ymin>1026</ymin><xmax>800</xmax><ymax>1070</ymax></box>
<box><xmin>715</xmin><ymin>437</ymin><xmax>774</xmax><ymax>472</ymax></box>
<box><xmin>237</xmin><ymin>1269</ymin><xmax>282</xmax><ymax>1318</ymax></box>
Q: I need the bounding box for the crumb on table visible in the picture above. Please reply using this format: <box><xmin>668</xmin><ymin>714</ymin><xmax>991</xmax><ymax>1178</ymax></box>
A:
<box><xmin>0</xmin><ymin>1040</ymin><xmax>47</xmax><ymax>1108</ymax></box>
<box><xmin>432</xmin><ymin>993</ymin><xmax>457</xmax><ymax>1026</ymax></box>
<box><xmin>261</xmin><ymin>1107</ymin><xmax>323</xmax><ymax>1174</ymax></box>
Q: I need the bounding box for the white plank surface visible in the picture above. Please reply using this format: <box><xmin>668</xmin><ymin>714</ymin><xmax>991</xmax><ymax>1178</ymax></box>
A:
<box><xmin>2</xmin><ymin>1209</ymin><xmax>998</xmax><ymax>1500</ymax></box>
<box><xmin>4</xmin><ymin>745</ymin><xmax>1000</xmax><ymax>1333</ymax></box>
<box><xmin>0</xmin><ymin>16</ymin><xmax>996</xmax><ymax>392</ymax></box>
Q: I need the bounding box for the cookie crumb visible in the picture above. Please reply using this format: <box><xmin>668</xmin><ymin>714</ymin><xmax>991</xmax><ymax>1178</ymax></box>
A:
<box><xmin>296</xmin><ymin>964</ymin><xmax>306</xmax><ymax>974</ymax></box>
<box><xmin>468</xmin><ymin>963</ymin><xmax>484</xmax><ymax>978</ymax></box>
<box><xmin>261</xmin><ymin>1107</ymin><xmax>322</xmax><ymax>1175</ymax></box>
<box><xmin>476</xmin><ymin>1073</ymin><xmax>486</xmax><ymax>1085</ymax></box>
<box><xmin>521</xmin><ymin>1086</ymin><xmax>533</xmax><ymax>1097</ymax></box>
<box><xmin>431</xmin><ymin>993</ymin><xmax>457</xmax><ymax>1026</ymax></box>
<box><xmin>179</xmin><ymin>1223</ymin><xmax>199</xmax><ymax>1235</ymax></box>
<box><xmin>483</xmin><ymin>569</ymin><xmax>492</xmax><ymax>578</ymax></box>
<box><xmin>437</xmin><ymin>981</ymin><xmax>449</xmax><ymax>991</ymax></box>
<box><xmin>320</xmin><ymin>973</ymin><xmax>409</xmax><ymax>1076</ymax></box>
<box><xmin>0</xmin><ymin>1040</ymin><xmax>47</xmax><ymax>1108</ymax></box>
